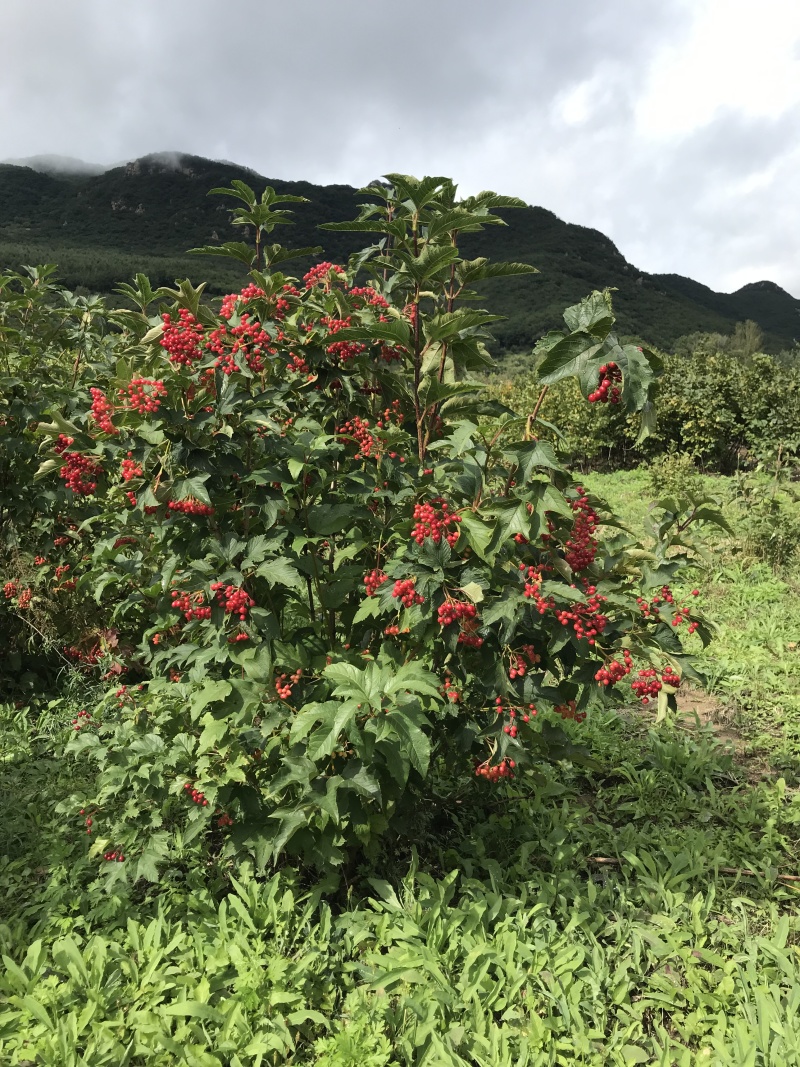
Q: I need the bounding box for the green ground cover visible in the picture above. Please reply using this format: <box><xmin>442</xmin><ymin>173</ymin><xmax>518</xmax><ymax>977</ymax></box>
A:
<box><xmin>3</xmin><ymin>469</ymin><xmax>800</xmax><ymax>1066</ymax></box>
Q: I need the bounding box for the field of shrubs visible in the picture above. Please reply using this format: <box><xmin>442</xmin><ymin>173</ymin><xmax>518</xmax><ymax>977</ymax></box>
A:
<box><xmin>2</xmin><ymin>175</ymin><xmax>800</xmax><ymax>1066</ymax></box>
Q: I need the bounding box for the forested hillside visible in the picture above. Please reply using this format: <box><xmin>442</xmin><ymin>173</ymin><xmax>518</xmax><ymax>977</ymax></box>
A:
<box><xmin>1</xmin><ymin>152</ymin><xmax>798</xmax><ymax>352</ymax></box>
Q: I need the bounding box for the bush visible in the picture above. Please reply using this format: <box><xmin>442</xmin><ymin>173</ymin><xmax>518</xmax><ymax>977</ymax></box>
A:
<box><xmin>647</xmin><ymin>451</ymin><xmax>705</xmax><ymax>502</ymax></box>
<box><xmin>1</xmin><ymin>176</ymin><xmax>722</xmax><ymax>882</ymax></box>
<box><xmin>731</xmin><ymin>473</ymin><xmax>800</xmax><ymax>571</ymax></box>
<box><xmin>490</xmin><ymin>343</ymin><xmax>800</xmax><ymax>473</ymax></box>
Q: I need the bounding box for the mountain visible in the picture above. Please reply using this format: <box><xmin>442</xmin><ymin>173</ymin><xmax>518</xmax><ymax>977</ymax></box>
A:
<box><xmin>1</xmin><ymin>154</ymin><xmax>110</xmax><ymax>177</ymax></box>
<box><xmin>0</xmin><ymin>152</ymin><xmax>797</xmax><ymax>354</ymax></box>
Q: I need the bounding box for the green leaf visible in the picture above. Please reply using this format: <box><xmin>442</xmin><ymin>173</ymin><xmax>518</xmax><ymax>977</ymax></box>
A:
<box><xmin>307</xmin><ymin>703</ymin><xmax>359</xmax><ymax>761</ymax></box>
<box><xmin>537</xmin><ymin>332</ymin><xmax>603</xmax><ymax>385</ymax></box>
<box><xmin>290</xmin><ymin>702</ymin><xmax>340</xmax><ymax>744</ymax></box>
<box><xmin>501</xmin><ymin>440</ymin><xmax>564</xmax><ymax>480</ymax></box>
<box><xmin>172</xmin><ymin>475</ymin><xmax>211</xmax><ymax>505</ymax></box>
<box><xmin>387</xmin><ymin>708</ymin><xmax>431</xmax><ymax>776</ymax></box>
<box><xmin>190</xmin><ymin>680</ymin><xmax>232</xmax><ymax>721</ymax></box>
<box><xmin>255</xmin><ymin>557</ymin><xmax>303</xmax><ymax>589</ymax></box>
<box><xmin>460</xmin><ymin>581</ymin><xmax>484</xmax><ymax>603</ymax></box>
<box><xmin>562</xmin><ymin>290</ymin><xmax>615</xmax><ymax>339</ymax></box>
<box><xmin>160</xmin><ymin>1001</ymin><xmax>225</xmax><ymax>1022</ymax></box>
<box><xmin>352</xmin><ymin>597</ymin><xmax>383</xmax><ymax>624</ymax></box>
<box><xmin>459</xmin><ymin>258</ymin><xmax>540</xmax><ymax>283</ymax></box>
<box><xmin>340</xmin><ymin>761</ymin><xmax>381</xmax><ymax>801</ymax></box>
<box><xmin>197</xmin><ymin>714</ymin><xmax>229</xmax><ymax>756</ymax></box>
<box><xmin>459</xmin><ymin>512</ymin><xmax>494</xmax><ymax>561</ymax></box>
<box><xmin>21</xmin><ymin>995</ymin><xmax>54</xmax><ymax>1030</ymax></box>
<box><xmin>136</xmin><ymin>833</ymin><xmax>171</xmax><ymax>882</ymax></box>
<box><xmin>269</xmin><ymin>809</ymin><xmax>308</xmax><ymax>856</ymax></box>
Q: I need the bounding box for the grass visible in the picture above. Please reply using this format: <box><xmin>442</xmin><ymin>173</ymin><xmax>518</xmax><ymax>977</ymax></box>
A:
<box><xmin>2</xmin><ymin>467</ymin><xmax>800</xmax><ymax>1065</ymax></box>
<box><xmin>584</xmin><ymin>467</ymin><xmax>800</xmax><ymax>775</ymax></box>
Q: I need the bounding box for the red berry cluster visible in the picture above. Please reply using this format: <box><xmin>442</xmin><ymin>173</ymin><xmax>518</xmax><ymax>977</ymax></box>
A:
<box><xmin>216</xmin><ymin>811</ymin><xmax>234</xmax><ymax>828</ymax></box>
<box><xmin>207</xmin><ymin>310</ymin><xmax>274</xmax><ymax>375</ymax></box>
<box><xmin>71</xmin><ymin>708</ymin><xmax>94</xmax><ymax>731</ymax></box>
<box><xmin>493</xmin><ymin>696</ymin><xmax>526</xmax><ymax>737</ymax></box>
<box><xmin>54</xmin><ymin>564</ymin><xmax>70</xmax><ymax>580</ymax></box>
<box><xmin>458</xmin><ymin>632</ymin><xmax>484</xmax><ymax>648</ymax></box>
<box><xmin>379</xmin><ymin>344</ymin><xmax>405</xmax><ymax>364</ymax></box>
<box><xmin>17</xmin><ymin>588</ymin><xmax>32</xmax><ymax>610</ymax></box>
<box><xmin>54</xmin><ymin>433</ymin><xmax>74</xmax><ymax>455</ymax></box>
<box><xmin>441</xmin><ymin>675</ymin><xmax>461</xmax><ymax>702</ymax></box>
<box><xmin>392</xmin><ymin>578</ymin><xmax>424</xmax><ymax>608</ymax></box>
<box><xmin>662</xmin><ymin>666</ymin><xmax>681</xmax><ymax>687</ymax></box>
<box><xmin>509</xmin><ymin>645</ymin><xmax>540</xmax><ymax>679</ymax></box>
<box><xmin>89</xmin><ymin>388</ymin><xmax>117</xmax><ymax>435</ymax></box>
<box><xmin>435</xmin><ymin>598</ymin><xmax>483</xmax><ymax>646</ymax></box>
<box><xmin>411</xmin><ymin>499</ymin><xmax>462</xmax><ymax>547</ymax></box>
<box><xmin>632</xmin><ymin>666</ymin><xmax>680</xmax><ymax>702</ymax></box>
<box><xmin>3</xmin><ymin>581</ymin><xmax>17</xmax><ymax>599</ymax></box>
<box><xmin>475</xmin><ymin>758</ymin><xmax>515</xmax><ymax>782</ymax></box>
<box><xmin>375</xmin><ymin>400</ymin><xmax>403</xmax><ymax>429</ymax></box>
<box><xmin>34</xmin><ymin>556</ymin><xmax>47</xmax><ymax>566</ymax></box>
<box><xmin>171</xmin><ymin>590</ymin><xmax>212</xmax><ymax>621</ymax></box>
<box><xmin>184</xmin><ymin>782</ymin><xmax>208</xmax><ymax>806</ymax></box>
<box><xmin>275</xmin><ymin>668</ymin><xmax>302</xmax><ymax>700</ymax></box>
<box><xmin>322</xmin><ymin>315</ymin><xmax>366</xmax><ymax>365</ymax></box>
<box><xmin>349</xmin><ymin>285</ymin><xmax>389</xmax><ymax>310</ymax></box>
<box><xmin>672</xmin><ymin>605</ymin><xmax>693</xmax><ymax>629</ymax></box>
<box><xmin>521</xmin><ymin>565</ymin><xmax>554</xmax><ymax>614</ymax></box>
<box><xmin>211</xmin><ymin>582</ymin><xmax>254</xmax><ymax>618</ymax></box>
<box><xmin>161</xmin><ymin>309</ymin><xmax>204</xmax><ymax>367</ymax></box>
<box><xmin>637</xmin><ymin>586</ymin><xmax>699</xmax><ymax>634</ymax></box>
<box><xmin>303</xmin><ymin>262</ymin><xmax>345</xmax><ymax>288</ymax></box>
<box><xmin>120</xmin><ymin>377</ymin><xmax>167</xmax><ymax>415</ymax></box>
<box><xmin>554</xmin><ymin>584</ymin><xmax>608</xmax><ymax>645</ymax></box>
<box><xmin>287</xmin><ymin>353</ymin><xmax>311</xmax><ymax>375</ymax></box>
<box><xmin>631</xmin><ymin>669</ymin><xmax>662</xmax><ymax>701</ymax></box>
<box><xmin>588</xmin><ymin>362</ymin><xmax>621</xmax><ymax>403</ymax></box>
<box><xmin>564</xmin><ymin>488</ymin><xmax>598</xmax><ymax>571</ymax></box>
<box><xmin>167</xmin><ymin>498</ymin><xmax>214</xmax><ymax>517</ymax></box>
<box><xmin>555</xmin><ymin>699</ymin><xmax>586</xmax><ymax>723</ymax></box>
<box><xmin>103</xmin><ymin>850</ymin><xmax>125</xmax><ymax>862</ymax></box>
<box><xmin>60</xmin><ymin>452</ymin><xmax>103</xmax><ymax>495</ymax></box>
<box><xmin>64</xmin><ymin>643</ymin><xmax>101</xmax><ymax>667</ymax></box>
<box><xmin>120</xmin><ymin>452</ymin><xmax>143</xmax><ymax>482</ymax></box>
<box><xmin>364</xmin><ymin>569</ymin><xmax>388</xmax><ymax>596</ymax></box>
<box><xmin>437</xmin><ymin>600</ymin><xmax>477</xmax><ymax>627</ymax></box>
<box><xmin>338</xmin><ymin>416</ymin><xmax>376</xmax><ymax>460</ymax></box>
<box><xmin>219</xmin><ymin>283</ymin><xmax>266</xmax><ymax>319</ymax></box>
<box><xmin>595</xmin><ymin>648</ymin><xmax>634</xmax><ymax>686</ymax></box>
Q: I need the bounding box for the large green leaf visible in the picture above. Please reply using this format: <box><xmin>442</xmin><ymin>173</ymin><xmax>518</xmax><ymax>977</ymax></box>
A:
<box><xmin>536</xmin><ymin>332</ymin><xmax>603</xmax><ymax>386</ymax></box>
<box><xmin>562</xmin><ymin>289</ymin><xmax>615</xmax><ymax>339</ymax></box>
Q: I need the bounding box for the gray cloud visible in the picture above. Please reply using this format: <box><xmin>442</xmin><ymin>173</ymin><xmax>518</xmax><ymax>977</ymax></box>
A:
<box><xmin>2</xmin><ymin>0</ymin><xmax>797</xmax><ymax>297</ymax></box>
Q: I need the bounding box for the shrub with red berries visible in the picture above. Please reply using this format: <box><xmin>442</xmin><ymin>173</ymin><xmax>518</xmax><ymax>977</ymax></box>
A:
<box><xmin>19</xmin><ymin>176</ymin><xmax>722</xmax><ymax>878</ymax></box>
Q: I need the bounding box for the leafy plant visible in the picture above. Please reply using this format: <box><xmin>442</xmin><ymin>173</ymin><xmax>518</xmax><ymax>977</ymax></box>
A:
<box><xmin>1</xmin><ymin>176</ymin><xmax>726</xmax><ymax>881</ymax></box>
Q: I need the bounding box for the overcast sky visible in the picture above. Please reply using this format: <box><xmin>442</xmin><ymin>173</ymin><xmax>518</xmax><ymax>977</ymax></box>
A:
<box><xmin>3</xmin><ymin>0</ymin><xmax>799</xmax><ymax>297</ymax></box>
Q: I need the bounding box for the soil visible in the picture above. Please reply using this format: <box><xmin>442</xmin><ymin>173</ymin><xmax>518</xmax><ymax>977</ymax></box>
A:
<box><xmin>674</xmin><ymin>685</ymin><xmax>741</xmax><ymax>748</ymax></box>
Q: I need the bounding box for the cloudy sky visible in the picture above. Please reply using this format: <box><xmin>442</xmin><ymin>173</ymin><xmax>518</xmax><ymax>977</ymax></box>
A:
<box><xmin>3</xmin><ymin>0</ymin><xmax>799</xmax><ymax>296</ymax></box>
